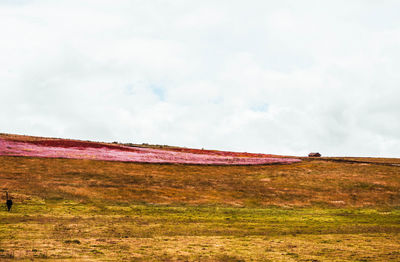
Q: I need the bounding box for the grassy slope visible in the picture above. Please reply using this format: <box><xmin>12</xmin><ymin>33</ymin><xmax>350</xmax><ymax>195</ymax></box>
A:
<box><xmin>1</xmin><ymin>136</ymin><xmax>400</xmax><ymax>261</ymax></box>
<box><xmin>1</xmin><ymin>156</ymin><xmax>399</xmax><ymax>207</ymax></box>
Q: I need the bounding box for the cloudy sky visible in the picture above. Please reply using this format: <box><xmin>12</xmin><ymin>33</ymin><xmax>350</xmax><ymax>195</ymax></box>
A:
<box><xmin>1</xmin><ymin>0</ymin><xmax>400</xmax><ymax>157</ymax></box>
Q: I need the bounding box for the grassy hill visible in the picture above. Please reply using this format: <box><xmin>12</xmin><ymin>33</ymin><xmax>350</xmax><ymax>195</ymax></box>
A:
<box><xmin>1</xmin><ymin>134</ymin><xmax>400</xmax><ymax>261</ymax></box>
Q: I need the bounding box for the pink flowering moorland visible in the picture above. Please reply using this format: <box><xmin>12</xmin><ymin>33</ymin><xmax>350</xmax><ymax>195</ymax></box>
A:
<box><xmin>0</xmin><ymin>137</ymin><xmax>300</xmax><ymax>165</ymax></box>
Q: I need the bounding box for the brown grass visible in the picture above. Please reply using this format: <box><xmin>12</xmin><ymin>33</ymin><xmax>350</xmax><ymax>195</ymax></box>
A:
<box><xmin>1</xmin><ymin>134</ymin><xmax>400</xmax><ymax>261</ymax></box>
<box><xmin>1</xmin><ymin>234</ymin><xmax>399</xmax><ymax>261</ymax></box>
<box><xmin>1</xmin><ymin>155</ymin><xmax>399</xmax><ymax>207</ymax></box>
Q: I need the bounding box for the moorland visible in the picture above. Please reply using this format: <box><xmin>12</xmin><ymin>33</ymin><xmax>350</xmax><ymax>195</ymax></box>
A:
<box><xmin>0</xmin><ymin>133</ymin><xmax>399</xmax><ymax>261</ymax></box>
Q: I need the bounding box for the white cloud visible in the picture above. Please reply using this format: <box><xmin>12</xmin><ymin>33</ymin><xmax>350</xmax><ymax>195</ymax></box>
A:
<box><xmin>1</xmin><ymin>0</ymin><xmax>400</xmax><ymax>157</ymax></box>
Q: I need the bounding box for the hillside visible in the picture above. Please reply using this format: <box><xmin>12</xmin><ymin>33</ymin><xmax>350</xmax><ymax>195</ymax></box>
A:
<box><xmin>1</xmin><ymin>134</ymin><xmax>400</xmax><ymax>261</ymax></box>
<box><xmin>0</xmin><ymin>133</ymin><xmax>299</xmax><ymax>165</ymax></box>
<box><xmin>1</xmin><ymin>133</ymin><xmax>399</xmax><ymax>208</ymax></box>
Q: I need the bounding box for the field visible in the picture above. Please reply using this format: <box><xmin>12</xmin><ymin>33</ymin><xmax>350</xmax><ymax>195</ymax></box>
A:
<box><xmin>1</xmin><ymin>134</ymin><xmax>400</xmax><ymax>261</ymax></box>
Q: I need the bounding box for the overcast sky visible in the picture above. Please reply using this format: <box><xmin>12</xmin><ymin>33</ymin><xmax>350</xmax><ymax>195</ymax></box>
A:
<box><xmin>1</xmin><ymin>0</ymin><xmax>400</xmax><ymax>157</ymax></box>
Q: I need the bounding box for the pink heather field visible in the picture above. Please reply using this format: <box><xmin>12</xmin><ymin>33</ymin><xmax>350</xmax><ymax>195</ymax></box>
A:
<box><xmin>0</xmin><ymin>138</ymin><xmax>300</xmax><ymax>165</ymax></box>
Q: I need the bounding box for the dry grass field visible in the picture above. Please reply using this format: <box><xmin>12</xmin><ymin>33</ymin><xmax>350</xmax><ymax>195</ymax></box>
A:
<box><xmin>1</xmin><ymin>136</ymin><xmax>400</xmax><ymax>261</ymax></box>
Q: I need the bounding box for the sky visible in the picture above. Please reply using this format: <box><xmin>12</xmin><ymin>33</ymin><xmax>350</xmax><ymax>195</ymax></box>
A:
<box><xmin>1</xmin><ymin>0</ymin><xmax>400</xmax><ymax>157</ymax></box>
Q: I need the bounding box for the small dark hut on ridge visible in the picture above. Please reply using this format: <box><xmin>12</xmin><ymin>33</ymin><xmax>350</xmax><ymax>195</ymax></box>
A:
<box><xmin>308</xmin><ymin>152</ymin><xmax>321</xmax><ymax>157</ymax></box>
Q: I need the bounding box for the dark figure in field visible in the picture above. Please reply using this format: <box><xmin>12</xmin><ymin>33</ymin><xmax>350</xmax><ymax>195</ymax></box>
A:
<box><xmin>5</xmin><ymin>191</ymin><xmax>12</xmax><ymax>212</ymax></box>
